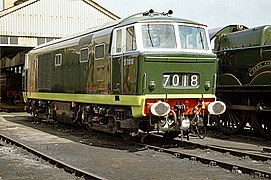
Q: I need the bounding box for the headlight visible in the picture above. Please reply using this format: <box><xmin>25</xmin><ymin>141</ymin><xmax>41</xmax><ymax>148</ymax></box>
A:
<box><xmin>208</xmin><ymin>101</ymin><xmax>226</xmax><ymax>115</ymax></box>
<box><xmin>150</xmin><ymin>101</ymin><xmax>171</xmax><ymax>116</ymax></box>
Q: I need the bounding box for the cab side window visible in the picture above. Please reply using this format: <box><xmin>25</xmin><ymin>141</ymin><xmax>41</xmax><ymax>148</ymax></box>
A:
<box><xmin>80</xmin><ymin>48</ymin><xmax>89</xmax><ymax>62</ymax></box>
<box><xmin>55</xmin><ymin>53</ymin><xmax>62</xmax><ymax>66</ymax></box>
<box><xmin>95</xmin><ymin>44</ymin><xmax>105</xmax><ymax>60</ymax></box>
<box><xmin>116</xmin><ymin>29</ymin><xmax>122</xmax><ymax>53</ymax></box>
<box><xmin>126</xmin><ymin>26</ymin><xmax>136</xmax><ymax>51</ymax></box>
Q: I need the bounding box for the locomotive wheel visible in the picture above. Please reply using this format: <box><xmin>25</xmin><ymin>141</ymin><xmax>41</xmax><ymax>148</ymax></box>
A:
<box><xmin>121</xmin><ymin>133</ymin><xmax>132</xmax><ymax>141</ymax></box>
<box><xmin>213</xmin><ymin>93</ymin><xmax>247</xmax><ymax>134</ymax></box>
<box><xmin>214</xmin><ymin>109</ymin><xmax>246</xmax><ymax>134</ymax></box>
<box><xmin>29</xmin><ymin>102</ymin><xmax>37</xmax><ymax>117</ymax></box>
<box><xmin>191</xmin><ymin>124</ymin><xmax>206</xmax><ymax>139</ymax></box>
<box><xmin>253</xmin><ymin>112</ymin><xmax>271</xmax><ymax>139</ymax></box>
<box><xmin>163</xmin><ymin>132</ymin><xmax>179</xmax><ymax>139</ymax></box>
<box><xmin>250</xmin><ymin>94</ymin><xmax>271</xmax><ymax>140</ymax></box>
<box><xmin>83</xmin><ymin>114</ymin><xmax>93</xmax><ymax>131</ymax></box>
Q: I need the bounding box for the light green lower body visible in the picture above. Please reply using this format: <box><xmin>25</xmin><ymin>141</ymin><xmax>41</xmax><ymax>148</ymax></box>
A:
<box><xmin>23</xmin><ymin>92</ymin><xmax>216</xmax><ymax>118</ymax></box>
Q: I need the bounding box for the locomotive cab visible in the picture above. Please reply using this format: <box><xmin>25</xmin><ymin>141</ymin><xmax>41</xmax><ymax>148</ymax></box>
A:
<box><xmin>108</xmin><ymin>10</ymin><xmax>226</xmax><ymax>138</ymax></box>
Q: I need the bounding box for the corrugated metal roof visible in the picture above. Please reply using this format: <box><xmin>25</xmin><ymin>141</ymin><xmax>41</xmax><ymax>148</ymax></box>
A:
<box><xmin>0</xmin><ymin>0</ymin><xmax>120</xmax><ymax>38</ymax></box>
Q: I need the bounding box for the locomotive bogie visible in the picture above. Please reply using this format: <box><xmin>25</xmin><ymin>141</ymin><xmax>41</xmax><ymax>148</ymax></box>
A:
<box><xmin>25</xmin><ymin>95</ymin><xmax>223</xmax><ymax>136</ymax></box>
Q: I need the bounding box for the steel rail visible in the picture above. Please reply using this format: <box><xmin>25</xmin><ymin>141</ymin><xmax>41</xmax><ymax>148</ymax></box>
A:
<box><xmin>136</xmin><ymin>136</ymin><xmax>271</xmax><ymax>178</ymax></box>
<box><xmin>142</xmin><ymin>144</ymin><xmax>270</xmax><ymax>178</ymax></box>
<box><xmin>150</xmin><ymin>134</ymin><xmax>271</xmax><ymax>162</ymax></box>
<box><xmin>0</xmin><ymin>133</ymin><xmax>105</xmax><ymax>180</ymax></box>
<box><xmin>2</xmin><ymin>113</ymin><xmax>270</xmax><ymax>178</ymax></box>
<box><xmin>183</xmin><ymin>140</ymin><xmax>271</xmax><ymax>162</ymax></box>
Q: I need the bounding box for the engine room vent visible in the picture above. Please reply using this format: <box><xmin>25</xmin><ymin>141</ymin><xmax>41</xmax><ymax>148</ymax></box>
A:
<box><xmin>38</xmin><ymin>54</ymin><xmax>52</xmax><ymax>91</ymax></box>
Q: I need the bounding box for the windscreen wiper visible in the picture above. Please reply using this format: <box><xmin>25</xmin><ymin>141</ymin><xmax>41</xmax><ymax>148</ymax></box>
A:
<box><xmin>147</xmin><ymin>24</ymin><xmax>154</xmax><ymax>47</ymax></box>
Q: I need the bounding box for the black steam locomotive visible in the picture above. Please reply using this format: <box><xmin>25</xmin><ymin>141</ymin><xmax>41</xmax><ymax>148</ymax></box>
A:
<box><xmin>210</xmin><ymin>25</ymin><xmax>271</xmax><ymax>139</ymax></box>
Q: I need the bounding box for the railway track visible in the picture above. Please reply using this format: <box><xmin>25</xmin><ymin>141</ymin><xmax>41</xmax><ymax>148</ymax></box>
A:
<box><xmin>0</xmin><ymin>130</ymin><xmax>105</xmax><ymax>180</ymax></box>
<box><xmin>137</xmin><ymin>135</ymin><xmax>271</xmax><ymax>178</ymax></box>
<box><xmin>1</xmin><ymin>113</ymin><xmax>270</xmax><ymax>179</ymax></box>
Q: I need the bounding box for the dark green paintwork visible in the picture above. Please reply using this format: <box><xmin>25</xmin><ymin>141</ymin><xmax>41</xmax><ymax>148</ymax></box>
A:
<box><xmin>23</xmin><ymin>12</ymin><xmax>218</xmax><ymax>119</ymax></box>
<box><xmin>213</xmin><ymin>25</ymin><xmax>271</xmax><ymax>85</ymax></box>
<box><xmin>137</xmin><ymin>52</ymin><xmax>217</xmax><ymax>95</ymax></box>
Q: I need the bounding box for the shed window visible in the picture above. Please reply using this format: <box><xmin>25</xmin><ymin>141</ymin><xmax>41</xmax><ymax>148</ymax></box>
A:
<box><xmin>37</xmin><ymin>38</ymin><xmax>46</xmax><ymax>45</ymax></box>
<box><xmin>80</xmin><ymin>48</ymin><xmax>89</xmax><ymax>62</ymax></box>
<box><xmin>46</xmin><ymin>38</ymin><xmax>54</xmax><ymax>42</ymax></box>
<box><xmin>0</xmin><ymin>36</ymin><xmax>8</xmax><ymax>44</ymax></box>
<box><xmin>95</xmin><ymin>44</ymin><xmax>105</xmax><ymax>60</ymax></box>
<box><xmin>126</xmin><ymin>26</ymin><xmax>137</xmax><ymax>51</ymax></box>
<box><xmin>55</xmin><ymin>54</ymin><xmax>62</xmax><ymax>66</ymax></box>
<box><xmin>10</xmin><ymin>37</ymin><xmax>18</xmax><ymax>44</ymax></box>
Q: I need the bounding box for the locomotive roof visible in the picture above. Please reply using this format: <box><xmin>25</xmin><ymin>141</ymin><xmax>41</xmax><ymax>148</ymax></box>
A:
<box><xmin>30</xmin><ymin>10</ymin><xmax>206</xmax><ymax>53</ymax></box>
<box><xmin>116</xmin><ymin>11</ymin><xmax>205</xmax><ymax>27</ymax></box>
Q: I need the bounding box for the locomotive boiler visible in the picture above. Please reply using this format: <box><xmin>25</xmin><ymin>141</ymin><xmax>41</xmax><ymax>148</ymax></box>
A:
<box><xmin>210</xmin><ymin>25</ymin><xmax>271</xmax><ymax>139</ymax></box>
<box><xmin>23</xmin><ymin>10</ymin><xmax>225</xmax><ymax>140</ymax></box>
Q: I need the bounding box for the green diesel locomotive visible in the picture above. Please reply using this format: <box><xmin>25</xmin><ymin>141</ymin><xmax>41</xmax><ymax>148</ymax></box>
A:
<box><xmin>210</xmin><ymin>25</ymin><xmax>271</xmax><ymax>139</ymax></box>
<box><xmin>23</xmin><ymin>10</ymin><xmax>225</xmax><ymax>139</ymax></box>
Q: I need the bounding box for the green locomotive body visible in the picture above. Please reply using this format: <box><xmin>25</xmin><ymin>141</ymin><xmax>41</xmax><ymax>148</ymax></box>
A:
<box><xmin>211</xmin><ymin>25</ymin><xmax>271</xmax><ymax>139</ymax></box>
<box><xmin>23</xmin><ymin>10</ymin><xmax>225</xmax><ymax>139</ymax></box>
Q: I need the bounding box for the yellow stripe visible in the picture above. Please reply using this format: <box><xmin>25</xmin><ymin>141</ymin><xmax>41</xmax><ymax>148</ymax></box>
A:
<box><xmin>23</xmin><ymin>92</ymin><xmax>216</xmax><ymax>118</ymax></box>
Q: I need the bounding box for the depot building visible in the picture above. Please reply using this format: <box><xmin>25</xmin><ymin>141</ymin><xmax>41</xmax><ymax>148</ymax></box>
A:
<box><xmin>0</xmin><ymin>0</ymin><xmax>119</xmax><ymax>104</ymax></box>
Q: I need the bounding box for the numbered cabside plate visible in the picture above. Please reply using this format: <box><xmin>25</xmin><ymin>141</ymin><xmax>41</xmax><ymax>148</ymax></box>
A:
<box><xmin>163</xmin><ymin>73</ymin><xmax>200</xmax><ymax>88</ymax></box>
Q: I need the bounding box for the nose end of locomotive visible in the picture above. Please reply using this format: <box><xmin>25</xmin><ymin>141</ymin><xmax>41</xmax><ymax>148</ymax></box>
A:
<box><xmin>208</xmin><ymin>101</ymin><xmax>226</xmax><ymax>115</ymax></box>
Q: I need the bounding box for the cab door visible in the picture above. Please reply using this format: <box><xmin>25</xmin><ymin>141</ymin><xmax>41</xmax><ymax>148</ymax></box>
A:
<box><xmin>111</xmin><ymin>28</ymin><xmax>124</xmax><ymax>94</ymax></box>
<box><xmin>111</xmin><ymin>26</ymin><xmax>138</xmax><ymax>95</ymax></box>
